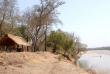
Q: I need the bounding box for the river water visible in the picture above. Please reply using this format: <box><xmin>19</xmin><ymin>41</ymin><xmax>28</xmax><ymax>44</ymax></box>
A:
<box><xmin>77</xmin><ymin>50</ymin><xmax>110</xmax><ymax>74</ymax></box>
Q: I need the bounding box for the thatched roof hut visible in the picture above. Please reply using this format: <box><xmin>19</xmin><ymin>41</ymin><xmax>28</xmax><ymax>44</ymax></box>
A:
<box><xmin>0</xmin><ymin>34</ymin><xmax>30</xmax><ymax>46</ymax></box>
<box><xmin>0</xmin><ymin>34</ymin><xmax>30</xmax><ymax>52</ymax></box>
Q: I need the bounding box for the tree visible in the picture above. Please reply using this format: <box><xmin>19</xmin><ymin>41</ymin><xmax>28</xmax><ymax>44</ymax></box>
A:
<box><xmin>23</xmin><ymin>0</ymin><xmax>64</xmax><ymax>51</ymax></box>
<box><xmin>47</xmin><ymin>30</ymin><xmax>87</xmax><ymax>59</ymax></box>
<box><xmin>17</xmin><ymin>25</ymin><xmax>28</xmax><ymax>40</ymax></box>
<box><xmin>47</xmin><ymin>30</ymin><xmax>73</xmax><ymax>53</ymax></box>
<box><xmin>47</xmin><ymin>30</ymin><xmax>65</xmax><ymax>53</ymax></box>
<box><xmin>0</xmin><ymin>0</ymin><xmax>18</xmax><ymax>35</ymax></box>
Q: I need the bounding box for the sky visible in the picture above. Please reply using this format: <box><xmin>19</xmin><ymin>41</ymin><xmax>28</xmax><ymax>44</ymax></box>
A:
<box><xmin>18</xmin><ymin>0</ymin><xmax>110</xmax><ymax>48</ymax></box>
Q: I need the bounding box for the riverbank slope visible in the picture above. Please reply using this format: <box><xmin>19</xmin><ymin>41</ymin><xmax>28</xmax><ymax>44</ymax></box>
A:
<box><xmin>0</xmin><ymin>52</ymin><xmax>89</xmax><ymax>74</ymax></box>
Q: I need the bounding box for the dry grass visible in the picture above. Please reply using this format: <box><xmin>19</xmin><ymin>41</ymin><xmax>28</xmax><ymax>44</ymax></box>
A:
<box><xmin>0</xmin><ymin>52</ymin><xmax>90</xmax><ymax>74</ymax></box>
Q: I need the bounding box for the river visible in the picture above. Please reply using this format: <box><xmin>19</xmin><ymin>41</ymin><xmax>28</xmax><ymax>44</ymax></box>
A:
<box><xmin>77</xmin><ymin>50</ymin><xmax>110</xmax><ymax>74</ymax></box>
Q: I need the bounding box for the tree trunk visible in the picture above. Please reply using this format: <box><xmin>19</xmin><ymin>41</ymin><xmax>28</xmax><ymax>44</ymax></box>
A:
<box><xmin>53</xmin><ymin>43</ymin><xmax>57</xmax><ymax>53</ymax></box>
<box><xmin>44</xmin><ymin>25</ymin><xmax>47</xmax><ymax>51</ymax></box>
<box><xmin>0</xmin><ymin>13</ymin><xmax>6</xmax><ymax>36</ymax></box>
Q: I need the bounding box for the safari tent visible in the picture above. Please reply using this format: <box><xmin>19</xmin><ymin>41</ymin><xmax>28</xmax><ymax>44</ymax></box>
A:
<box><xmin>0</xmin><ymin>34</ymin><xmax>30</xmax><ymax>52</ymax></box>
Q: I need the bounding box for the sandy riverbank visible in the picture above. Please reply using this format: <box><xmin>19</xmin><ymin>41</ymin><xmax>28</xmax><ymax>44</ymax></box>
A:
<box><xmin>0</xmin><ymin>52</ymin><xmax>89</xmax><ymax>74</ymax></box>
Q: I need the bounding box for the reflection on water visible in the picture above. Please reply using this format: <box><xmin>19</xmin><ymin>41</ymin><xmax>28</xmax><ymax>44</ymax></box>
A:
<box><xmin>77</xmin><ymin>50</ymin><xmax>110</xmax><ymax>74</ymax></box>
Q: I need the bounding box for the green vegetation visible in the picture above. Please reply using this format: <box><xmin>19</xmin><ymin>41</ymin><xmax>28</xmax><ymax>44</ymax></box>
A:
<box><xmin>88</xmin><ymin>47</ymin><xmax>110</xmax><ymax>50</ymax></box>
<box><xmin>0</xmin><ymin>0</ymin><xmax>87</xmax><ymax>60</ymax></box>
<box><xmin>47</xmin><ymin>30</ymin><xmax>87</xmax><ymax>60</ymax></box>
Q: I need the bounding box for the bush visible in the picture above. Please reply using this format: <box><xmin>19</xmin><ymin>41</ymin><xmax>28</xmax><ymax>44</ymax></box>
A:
<box><xmin>47</xmin><ymin>30</ymin><xmax>87</xmax><ymax>60</ymax></box>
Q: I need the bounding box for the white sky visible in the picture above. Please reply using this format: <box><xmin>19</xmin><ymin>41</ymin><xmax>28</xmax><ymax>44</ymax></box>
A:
<box><xmin>18</xmin><ymin>0</ymin><xmax>110</xmax><ymax>48</ymax></box>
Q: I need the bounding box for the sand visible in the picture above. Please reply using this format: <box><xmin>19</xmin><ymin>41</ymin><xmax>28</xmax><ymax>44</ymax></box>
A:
<box><xmin>0</xmin><ymin>52</ymin><xmax>89</xmax><ymax>74</ymax></box>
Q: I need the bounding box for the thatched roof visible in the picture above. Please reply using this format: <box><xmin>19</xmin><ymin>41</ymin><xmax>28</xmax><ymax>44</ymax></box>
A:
<box><xmin>0</xmin><ymin>34</ymin><xmax>30</xmax><ymax>46</ymax></box>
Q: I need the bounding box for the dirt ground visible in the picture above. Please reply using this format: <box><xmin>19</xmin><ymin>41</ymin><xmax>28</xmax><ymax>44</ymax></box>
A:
<box><xmin>0</xmin><ymin>52</ymin><xmax>89</xmax><ymax>74</ymax></box>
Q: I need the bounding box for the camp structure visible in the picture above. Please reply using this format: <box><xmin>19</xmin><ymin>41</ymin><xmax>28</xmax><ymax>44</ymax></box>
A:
<box><xmin>0</xmin><ymin>34</ymin><xmax>30</xmax><ymax>52</ymax></box>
